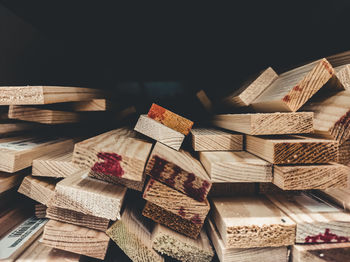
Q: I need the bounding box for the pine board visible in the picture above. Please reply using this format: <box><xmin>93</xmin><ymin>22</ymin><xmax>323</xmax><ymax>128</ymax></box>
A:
<box><xmin>0</xmin><ymin>122</ymin><xmax>38</xmax><ymax>137</ymax></box>
<box><xmin>336</xmin><ymin>64</ymin><xmax>350</xmax><ymax>90</ymax></box>
<box><xmin>339</xmin><ymin>139</ymin><xmax>350</xmax><ymax>165</ymax></box>
<box><xmin>0</xmin><ymin>168</ymin><xmax>29</xmax><ymax>194</ymax></box>
<box><xmin>35</xmin><ymin>204</ymin><xmax>47</xmax><ymax>218</ymax></box>
<box><xmin>321</xmin><ymin>188</ymin><xmax>350</xmax><ymax>211</ymax></box>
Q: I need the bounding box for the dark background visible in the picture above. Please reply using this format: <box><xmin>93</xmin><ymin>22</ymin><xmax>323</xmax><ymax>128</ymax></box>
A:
<box><xmin>1</xmin><ymin>1</ymin><xmax>350</xmax><ymax>117</ymax></box>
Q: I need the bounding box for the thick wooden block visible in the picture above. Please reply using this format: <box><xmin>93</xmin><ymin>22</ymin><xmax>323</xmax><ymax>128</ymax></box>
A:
<box><xmin>42</xmin><ymin>219</ymin><xmax>109</xmax><ymax>260</ymax></box>
<box><xmin>0</xmin><ymin>169</ymin><xmax>29</xmax><ymax>194</ymax></box>
<box><xmin>246</xmin><ymin>135</ymin><xmax>338</xmax><ymax>164</ymax></box>
<box><xmin>207</xmin><ymin>219</ymin><xmax>288</xmax><ymax>262</ymax></box>
<box><xmin>267</xmin><ymin>192</ymin><xmax>350</xmax><ymax>243</ymax></box>
<box><xmin>209</xmin><ymin>183</ymin><xmax>256</xmax><ymax>197</ymax></box>
<box><xmin>50</xmin><ymin>170</ymin><xmax>126</xmax><ymax>221</ymax></box>
<box><xmin>148</xmin><ymin>103</ymin><xmax>193</xmax><ymax>135</ymax></box>
<box><xmin>190</xmin><ymin>128</ymin><xmax>243</xmax><ymax>151</ymax></box>
<box><xmin>211</xmin><ymin>196</ymin><xmax>295</xmax><ymax>248</ymax></box>
<box><xmin>0</xmin><ymin>136</ymin><xmax>74</xmax><ymax>173</ymax></box>
<box><xmin>35</xmin><ymin>204</ymin><xmax>47</xmax><ymax>218</ymax></box>
<box><xmin>213</xmin><ymin>112</ymin><xmax>313</xmax><ymax>135</ymax></box>
<box><xmin>134</xmin><ymin>114</ymin><xmax>184</xmax><ymax>150</ymax></box>
<box><xmin>0</xmin><ymin>86</ymin><xmax>103</xmax><ymax>105</ymax></box>
<box><xmin>222</xmin><ymin>67</ymin><xmax>278</xmax><ymax>107</ymax></box>
<box><xmin>199</xmin><ymin>151</ymin><xmax>272</xmax><ymax>182</ymax></box>
<box><xmin>273</xmin><ymin>164</ymin><xmax>348</xmax><ymax>190</ymax></box>
<box><xmin>152</xmin><ymin>224</ymin><xmax>214</xmax><ymax>262</ymax></box>
<box><xmin>145</xmin><ymin>142</ymin><xmax>211</xmax><ymax>201</ymax></box>
<box><xmin>251</xmin><ymin>59</ymin><xmax>336</xmax><ymax>112</ymax></box>
<box><xmin>321</xmin><ymin>188</ymin><xmax>350</xmax><ymax>211</ymax></box>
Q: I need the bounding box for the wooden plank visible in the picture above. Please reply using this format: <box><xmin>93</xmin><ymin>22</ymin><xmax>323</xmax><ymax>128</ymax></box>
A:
<box><xmin>148</xmin><ymin>103</ymin><xmax>194</xmax><ymax>135</ymax></box>
<box><xmin>335</xmin><ymin>64</ymin><xmax>350</xmax><ymax>90</ymax></box>
<box><xmin>211</xmin><ymin>196</ymin><xmax>295</xmax><ymax>248</ymax></box>
<box><xmin>251</xmin><ymin>59</ymin><xmax>336</xmax><ymax>112</ymax></box>
<box><xmin>273</xmin><ymin>164</ymin><xmax>348</xmax><ymax>190</ymax></box>
<box><xmin>0</xmin><ymin>86</ymin><xmax>103</xmax><ymax>105</ymax></box>
<box><xmin>222</xmin><ymin>67</ymin><xmax>278</xmax><ymax>107</ymax></box>
<box><xmin>207</xmin><ymin>219</ymin><xmax>288</xmax><ymax>262</ymax></box>
<box><xmin>152</xmin><ymin>224</ymin><xmax>214</xmax><ymax>262</ymax></box>
<box><xmin>321</xmin><ymin>188</ymin><xmax>350</xmax><ymax>211</ymax></box>
<box><xmin>35</xmin><ymin>204</ymin><xmax>47</xmax><ymax>218</ymax></box>
<box><xmin>0</xmin><ymin>136</ymin><xmax>74</xmax><ymax>173</ymax></box>
<box><xmin>0</xmin><ymin>168</ymin><xmax>29</xmax><ymax>194</ymax></box>
<box><xmin>190</xmin><ymin>128</ymin><xmax>243</xmax><ymax>151</ymax></box>
<box><xmin>209</xmin><ymin>183</ymin><xmax>256</xmax><ymax>197</ymax></box>
<box><xmin>106</xmin><ymin>203</ymin><xmax>164</xmax><ymax>262</ymax></box>
<box><xmin>0</xmin><ymin>122</ymin><xmax>38</xmax><ymax>137</ymax></box>
<box><xmin>327</xmin><ymin>50</ymin><xmax>350</xmax><ymax>67</ymax></box>
<box><xmin>199</xmin><ymin>151</ymin><xmax>272</xmax><ymax>182</ymax></box>
<box><xmin>339</xmin><ymin>139</ymin><xmax>350</xmax><ymax>165</ymax></box>
<box><xmin>72</xmin><ymin>127</ymin><xmax>152</xmax><ymax>191</ymax></box>
<box><xmin>33</xmin><ymin>150</ymin><xmax>81</xmax><ymax>178</ymax></box>
<box><xmin>50</xmin><ymin>170</ymin><xmax>126</xmax><ymax>221</ymax></box>
<box><xmin>196</xmin><ymin>90</ymin><xmax>213</xmax><ymax>113</ymax></box>
<box><xmin>267</xmin><ymin>192</ymin><xmax>350</xmax><ymax>243</ymax></box>
<box><xmin>49</xmin><ymin>98</ymin><xmax>110</xmax><ymax>111</ymax></box>
<box><xmin>18</xmin><ymin>175</ymin><xmax>57</xmax><ymax>205</ymax></box>
<box><xmin>134</xmin><ymin>114</ymin><xmax>184</xmax><ymax>150</ymax></box>
<box><xmin>246</xmin><ymin>135</ymin><xmax>338</xmax><ymax>164</ymax></box>
<box><xmin>145</xmin><ymin>142</ymin><xmax>211</xmax><ymax>201</ymax></box>
<box><xmin>212</xmin><ymin>112</ymin><xmax>313</xmax><ymax>135</ymax></box>
<box><xmin>42</xmin><ymin>219</ymin><xmax>109</xmax><ymax>260</ymax></box>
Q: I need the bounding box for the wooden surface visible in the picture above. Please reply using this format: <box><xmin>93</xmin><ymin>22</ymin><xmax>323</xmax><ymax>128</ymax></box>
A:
<box><xmin>246</xmin><ymin>135</ymin><xmax>338</xmax><ymax>164</ymax></box>
<box><xmin>273</xmin><ymin>164</ymin><xmax>348</xmax><ymax>190</ymax></box>
<box><xmin>145</xmin><ymin>142</ymin><xmax>211</xmax><ymax>201</ymax></box>
<box><xmin>148</xmin><ymin>103</ymin><xmax>193</xmax><ymax>135</ymax></box>
<box><xmin>0</xmin><ymin>122</ymin><xmax>38</xmax><ymax>137</ymax></box>
<box><xmin>152</xmin><ymin>224</ymin><xmax>214</xmax><ymax>262</ymax></box>
<box><xmin>48</xmin><ymin>98</ymin><xmax>110</xmax><ymax>111</ymax></box>
<box><xmin>251</xmin><ymin>58</ymin><xmax>336</xmax><ymax>112</ymax></box>
<box><xmin>190</xmin><ymin>128</ymin><xmax>243</xmax><ymax>151</ymax></box>
<box><xmin>207</xmin><ymin>219</ymin><xmax>288</xmax><ymax>262</ymax></box>
<box><xmin>212</xmin><ymin>112</ymin><xmax>313</xmax><ymax>135</ymax></box>
<box><xmin>211</xmin><ymin>196</ymin><xmax>295</xmax><ymax>248</ymax></box>
<box><xmin>209</xmin><ymin>183</ymin><xmax>256</xmax><ymax>197</ymax></box>
<box><xmin>199</xmin><ymin>151</ymin><xmax>272</xmax><ymax>182</ymax></box>
<box><xmin>134</xmin><ymin>114</ymin><xmax>185</xmax><ymax>150</ymax></box>
<box><xmin>339</xmin><ymin>139</ymin><xmax>350</xmax><ymax>165</ymax></box>
<box><xmin>321</xmin><ymin>188</ymin><xmax>350</xmax><ymax>211</ymax></box>
<box><xmin>0</xmin><ymin>168</ymin><xmax>29</xmax><ymax>194</ymax></box>
<box><xmin>267</xmin><ymin>192</ymin><xmax>350</xmax><ymax>243</ymax></box>
<box><xmin>196</xmin><ymin>90</ymin><xmax>213</xmax><ymax>113</ymax></box>
<box><xmin>327</xmin><ymin>50</ymin><xmax>350</xmax><ymax>67</ymax></box>
<box><xmin>0</xmin><ymin>136</ymin><xmax>74</xmax><ymax>173</ymax></box>
<box><xmin>35</xmin><ymin>204</ymin><xmax>47</xmax><ymax>218</ymax></box>
<box><xmin>0</xmin><ymin>86</ymin><xmax>103</xmax><ymax>105</ymax></box>
<box><xmin>42</xmin><ymin>219</ymin><xmax>109</xmax><ymax>260</ymax></box>
<box><xmin>336</xmin><ymin>64</ymin><xmax>350</xmax><ymax>90</ymax></box>
<box><xmin>50</xmin><ymin>170</ymin><xmax>126</xmax><ymax>221</ymax></box>
<box><xmin>222</xmin><ymin>67</ymin><xmax>278</xmax><ymax>107</ymax></box>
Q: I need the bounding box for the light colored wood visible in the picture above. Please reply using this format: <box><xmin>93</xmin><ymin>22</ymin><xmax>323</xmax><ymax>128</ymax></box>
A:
<box><xmin>42</xmin><ymin>219</ymin><xmax>109</xmax><ymax>260</ymax></box>
<box><xmin>50</xmin><ymin>170</ymin><xmax>126</xmax><ymax>221</ymax></box>
<box><xmin>336</xmin><ymin>64</ymin><xmax>350</xmax><ymax>90</ymax></box>
<box><xmin>152</xmin><ymin>224</ymin><xmax>214</xmax><ymax>262</ymax></box>
<box><xmin>0</xmin><ymin>136</ymin><xmax>74</xmax><ymax>173</ymax></box>
<box><xmin>213</xmin><ymin>112</ymin><xmax>313</xmax><ymax>135</ymax></box>
<box><xmin>134</xmin><ymin>114</ymin><xmax>185</xmax><ymax>150</ymax></box>
<box><xmin>222</xmin><ymin>67</ymin><xmax>278</xmax><ymax>107</ymax></box>
<box><xmin>35</xmin><ymin>204</ymin><xmax>47</xmax><ymax>218</ymax></box>
<box><xmin>209</xmin><ymin>183</ymin><xmax>256</xmax><ymax>197</ymax></box>
<box><xmin>321</xmin><ymin>187</ymin><xmax>350</xmax><ymax>211</ymax></box>
<box><xmin>196</xmin><ymin>90</ymin><xmax>213</xmax><ymax>113</ymax></box>
<box><xmin>0</xmin><ymin>86</ymin><xmax>103</xmax><ymax>105</ymax></box>
<box><xmin>246</xmin><ymin>135</ymin><xmax>338</xmax><ymax>164</ymax></box>
<box><xmin>18</xmin><ymin>175</ymin><xmax>57</xmax><ymax>205</ymax></box>
<box><xmin>106</xmin><ymin>204</ymin><xmax>164</xmax><ymax>262</ymax></box>
<box><xmin>273</xmin><ymin>163</ymin><xmax>348</xmax><ymax>190</ymax></box>
<box><xmin>339</xmin><ymin>139</ymin><xmax>350</xmax><ymax>165</ymax></box>
<box><xmin>0</xmin><ymin>122</ymin><xmax>38</xmax><ymax>137</ymax></box>
<box><xmin>145</xmin><ymin>142</ymin><xmax>211</xmax><ymax>202</ymax></box>
<box><xmin>207</xmin><ymin>219</ymin><xmax>288</xmax><ymax>262</ymax></box>
<box><xmin>251</xmin><ymin>59</ymin><xmax>336</xmax><ymax>112</ymax></box>
<box><xmin>190</xmin><ymin>128</ymin><xmax>243</xmax><ymax>151</ymax></box>
<box><xmin>267</xmin><ymin>192</ymin><xmax>350</xmax><ymax>243</ymax></box>
<box><xmin>199</xmin><ymin>151</ymin><xmax>272</xmax><ymax>182</ymax></box>
<box><xmin>148</xmin><ymin>103</ymin><xmax>193</xmax><ymax>135</ymax></box>
<box><xmin>73</xmin><ymin>127</ymin><xmax>152</xmax><ymax>191</ymax></box>
<box><xmin>0</xmin><ymin>169</ymin><xmax>29</xmax><ymax>194</ymax></box>
<box><xmin>211</xmin><ymin>196</ymin><xmax>295</xmax><ymax>248</ymax></box>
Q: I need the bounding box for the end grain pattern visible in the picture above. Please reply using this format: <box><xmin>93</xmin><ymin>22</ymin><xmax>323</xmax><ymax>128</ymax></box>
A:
<box><xmin>336</xmin><ymin>64</ymin><xmax>350</xmax><ymax>90</ymax></box>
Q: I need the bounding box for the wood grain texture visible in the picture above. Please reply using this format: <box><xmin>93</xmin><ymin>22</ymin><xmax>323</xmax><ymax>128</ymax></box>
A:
<box><xmin>199</xmin><ymin>151</ymin><xmax>272</xmax><ymax>182</ymax></box>
<box><xmin>212</xmin><ymin>112</ymin><xmax>313</xmax><ymax>135</ymax></box>
<box><xmin>273</xmin><ymin>164</ymin><xmax>348</xmax><ymax>190</ymax></box>
<box><xmin>145</xmin><ymin>142</ymin><xmax>211</xmax><ymax>201</ymax></box>
<box><xmin>0</xmin><ymin>168</ymin><xmax>29</xmax><ymax>194</ymax></box>
<box><xmin>152</xmin><ymin>224</ymin><xmax>214</xmax><ymax>262</ymax></box>
<box><xmin>321</xmin><ymin>188</ymin><xmax>350</xmax><ymax>211</ymax></box>
<box><xmin>339</xmin><ymin>139</ymin><xmax>350</xmax><ymax>165</ymax></box>
<box><xmin>222</xmin><ymin>67</ymin><xmax>278</xmax><ymax>107</ymax></box>
<box><xmin>246</xmin><ymin>135</ymin><xmax>338</xmax><ymax>164</ymax></box>
<box><xmin>211</xmin><ymin>196</ymin><xmax>295</xmax><ymax>248</ymax></box>
<box><xmin>0</xmin><ymin>136</ymin><xmax>74</xmax><ymax>173</ymax></box>
<box><xmin>327</xmin><ymin>50</ymin><xmax>350</xmax><ymax>67</ymax></box>
<box><xmin>267</xmin><ymin>192</ymin><xmax>350</xmax><ymax>243</ymax></box>
<box><xmin>190</xmin><ymin>128</ymin><xmax>243</xmax><ymax>151</ymax></box>
<box><xmin>0</xmin><ymin>122</ymin><xmax>38</xmax><ymax>137</ymax></box>
<box><xmin>251</xmin><ymin>59</ymin><xmax>336</xmax><ymax>112</ymax></box>
<box><xmin>148</xmin><ymin>103</ymin><xmax>193</xmax><ymax>135</ymax></box>
<box><xmin>50</xmin><ymin>170</ymin><xmax>126</xmax><ymax>221</ymax></box>
<box><xmin>196</xmin><ymin>90</ymin><xmax>213</xmax><ymax>113</ymax></box>
<box><xmin>42</xmin><ymin>219</ymin><xmax>109</xmax><ymax>260</ymax></box>
<box><xmin>335</xmin><ymin>64</ymin><xmax>350</xmax><ymax>90</ymax></box>
<box><xmin>134</xmin><ymin>114</ymin><xmax>184</xmax><ymax>150</ymax></box>
<box><xmin>207</xmin><ymin>219</ymin><xmax>288</xmax><ymax>262</ymax></box>
<box><xmin>35</xmin><ymin>204</ymin><xmax>47</xmax><ymax>218</ymax></box>
<box><xmin>0</xmin><ymin>86</ymin><xmax>103</xmax><ymax>105</ymax></box>
<box><xmin>51</xmin><ymin>98</ymin><xmax>110</xmax><ymax>111</ymax></box>
<box><xmin>209</xmin><ymin>183</ymin><xmax>256</xmax><ymax>197</ymax></box>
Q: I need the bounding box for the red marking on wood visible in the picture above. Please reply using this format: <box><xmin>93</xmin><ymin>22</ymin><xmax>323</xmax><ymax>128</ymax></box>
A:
<box><xmin>190</xmin><ymin>214</ymin><xmax>202</xmax><ymax>224</ymax></box>
<box><xmin>293</xmin><ymin>85</ymin><xmax>302</xmax><ymax>92</ymax></box>
<box><xmin>183</xmin><ymin>174</ymin><xmax>210</xmax><ymax>202</ymax></box>
<box><xmin>148</xmin><ymin>104</ymin><xmax>166</xmax><ymax>121</ymax></box>
<box><xmin>322</xmin><ymin>60</ymin><xmax>334</xmax><ymax>75</ymax></box>
<box><xmin>305</xmin><ymin>228</ymin><xmax>349</xmax><ymax>243</ymax></box>
<box><xmin>283</xmin><ymin>95</ymin><xmax>291</xmax><ymax>102</ymax></box>
<box><xmin>178</xmin><ymin>206</ymin><xmax>186</xmax><ymax>217</ymax></box>
<box><xmin>149</xmin><ymin>155</ymin><xmax>167</xmax><ymax>179</ymax></box>
<box><xmin>165</xmin><ymin>166</ymin><xmax>181</xmax><ymax>187</ymax></box>
<box><xmin>92</xmin><ymin>152</ymin><xmax>124</xmax><ymax>177</ymax></box>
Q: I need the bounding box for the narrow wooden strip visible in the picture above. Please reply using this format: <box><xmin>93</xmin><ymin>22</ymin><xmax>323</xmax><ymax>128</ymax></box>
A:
<box><xmin>196</xmin><ymin>90</ymin><xmax>213</xmax><ymax>113</ymax></box>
